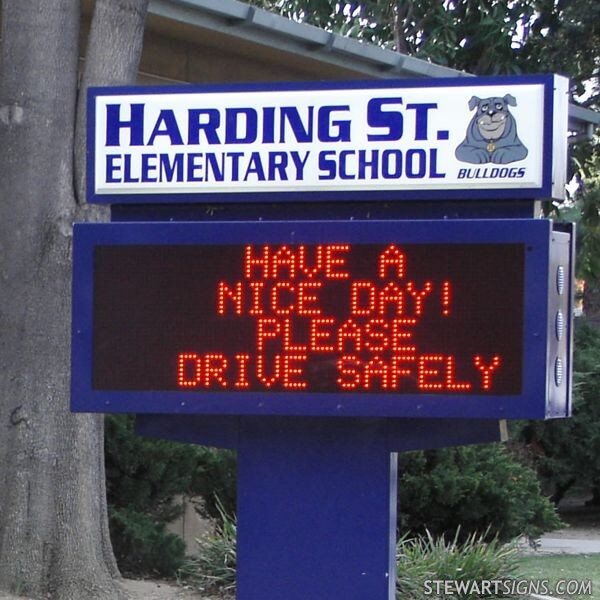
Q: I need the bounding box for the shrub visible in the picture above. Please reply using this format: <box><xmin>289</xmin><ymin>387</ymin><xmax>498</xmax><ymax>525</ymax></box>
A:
<box><xmin>398</xmin><ymin>443</ymin><xmax>562</xmax><ymax>542</ymax></box>
<box><xmin>516</xmin><ymin>320</ymin><xmax>600</xmax><ymax>504</ymax></box>
<box><xmin>396</xmin><ymin>528</ymin><xmax>520</xmax><ymax>600</ymax></box>
<box><xmin>189</xmin><ymin>447</ymin><xmax>237</xmax><ymax>522</ymax></box>
<box><xmin>109</xmin><ymin>506</ymin><xmax>186</xmax><ymax>577</ymax></box>
<box><xmin>105</xmin><ymin>414</ymin><xmax>237</xmax><ymax>577</ymax></box>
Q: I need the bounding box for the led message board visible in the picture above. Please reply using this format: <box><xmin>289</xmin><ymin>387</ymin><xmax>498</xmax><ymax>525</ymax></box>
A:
<box><xmin>87</xmin><ymin>75</ymin><xmax>568</xmax><ymax>203</ymax></box>
<box><xmin>71</xmin><ymin>219</ymin><xmax>572</xmax><ymax>419</ymax></box>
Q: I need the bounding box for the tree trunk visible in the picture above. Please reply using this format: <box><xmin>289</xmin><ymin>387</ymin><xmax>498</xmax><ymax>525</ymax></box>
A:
<box><xmin>0</xmin><ymin>1</ymin><xmax>147</xmax><ymax>597</ymax></box>
<box><xmin>74</xmin><ymin>0</ymin><xmax>150</xmax><ymax>203</ymax></box>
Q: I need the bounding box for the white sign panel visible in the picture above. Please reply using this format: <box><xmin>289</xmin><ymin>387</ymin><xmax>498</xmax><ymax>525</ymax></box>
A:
<box><xmin>87</xmin><ymin>75</ymin><xmax>568</xmax><ymax>203</ymax></box>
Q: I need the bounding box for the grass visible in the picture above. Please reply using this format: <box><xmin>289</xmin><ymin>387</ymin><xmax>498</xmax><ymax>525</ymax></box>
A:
<box><xmin>177</xmin><ymin>499</ymin><xmax>236</xmax><ymax>595</ymax></box>
<box><xmin>517</xmin><ymin>554</ymin><xmax>599</xmax><ymax>599</ymax></box>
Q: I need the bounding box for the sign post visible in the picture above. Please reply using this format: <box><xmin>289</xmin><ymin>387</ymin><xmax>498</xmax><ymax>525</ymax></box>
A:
<box><xmin>73</xmin><ymin>75</ymin><xmax>573</xmax><ymax>599</ymax></box>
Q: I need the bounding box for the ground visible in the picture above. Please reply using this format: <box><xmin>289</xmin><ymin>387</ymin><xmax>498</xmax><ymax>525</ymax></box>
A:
<box><xmin>0</xmin><ymin>579</ymin><xmax>227</xmax><ymax>600</ymax></box>
<box><xmin>121</xmin><ymin>578</ymin><xmax>228</xmax><ymax>599</ymax></box>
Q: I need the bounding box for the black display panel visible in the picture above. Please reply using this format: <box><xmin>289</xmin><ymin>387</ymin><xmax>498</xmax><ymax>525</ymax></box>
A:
<box><xmin>92</xmin><ymin>243</ymin><xmax>524</xmax><ymax>394</ymax></box>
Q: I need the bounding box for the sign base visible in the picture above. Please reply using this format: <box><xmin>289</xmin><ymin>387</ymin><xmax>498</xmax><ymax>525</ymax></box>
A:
<box><xmin>136</xmin><ymin>415</ymin><xmax>505</xmax><ymax>599</ymax></box>
<box><xmin>236</xmin><ymin>417</ymin><xmax>397</xmax><ymax>600</ymax></box>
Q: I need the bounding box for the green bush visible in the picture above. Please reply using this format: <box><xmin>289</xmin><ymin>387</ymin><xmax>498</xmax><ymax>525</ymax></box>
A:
<box><xmin>516</xmin><ymin>320</ymin><xmax>600</xmax><ymax>504</ymax></box>
<box><xmin>106</xmin><ymin>418</ymin><xmax>560</xmax><ymax>577</ymax></box>
<box><xmin>398</xmin><ymin>443</ymin><xmax>562</xmax><ymax>542</ymax></box>
<box><xmin>189</xmin><ymin>447</ymin><xmax>237</xmax><ymax>522</ymax></box>
<box><xmin>105</xmin><ymin>414</ymin><xmax>237</xmax><ymax>577</ymax></box>
<box><xmin>396</xmin><ymin>528</ymin><xmax>520</xmax><ymax>600</ymax></box>
<box><xmin>109</xmin><ymin>506</ymin><xmax>186</xmax><ymax>577</ymax></box>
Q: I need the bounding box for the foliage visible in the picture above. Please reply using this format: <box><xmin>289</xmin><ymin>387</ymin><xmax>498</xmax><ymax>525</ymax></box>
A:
<box><xmin>516</xmin><ymin>0</ymin><xmax>600</xmax><ymax>102</ymax></box>
<box><xmin>106</xmin><ymin>415</ymin><xmax>199</xmax><ymax>518</ymax></box>
<box><xmin>396</xmin><ymin>528</ymin><xmax>520</xmax><ymax>599</ymax></box>
<box><xmin>190</xmin><ymin>446</ymin><xmax>237</xmax><ymax>523</ymax></box>
<box><xmin>105</xmin><ymin>415</ymin><xmax>237</xmax><ymax>576</ymax></box>
<box><xmin>398</xmin><ymin>444</ymin><xmax>562</xmax><ymax>542</ymax></box>
<box><xmin>516</xmin><ymin>320</ymin><xmax>600</xmax><ymax>504</ymax></box>
<box><xmin>248</xmin><ymin>0</ymin><xmax>527</xmax><ymax>73</ymax></box>
<box><xmin>178</xmin><ymin>499</ymin><xmax>237</xmax><ymax>595</ymax></box>
<box><xmin>247</xmin><ymin>0</ymin><xmax>599</xmax><ymax>92</ymax></box>
<box><xmin>108</xmin><ymin>507</ymin><xmax>186</xmax><ymax>577</ymax></box>
<box><xmin>559</xmin><ymin>148</ymin><xmax>600</xmax><ymax>287</ymax></box>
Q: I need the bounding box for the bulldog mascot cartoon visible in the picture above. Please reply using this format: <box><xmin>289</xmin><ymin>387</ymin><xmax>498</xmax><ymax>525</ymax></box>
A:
<box><xmin>455</xmin><ymin>95</ymin><xmax>528</xmax><ymax>165</ymax></box>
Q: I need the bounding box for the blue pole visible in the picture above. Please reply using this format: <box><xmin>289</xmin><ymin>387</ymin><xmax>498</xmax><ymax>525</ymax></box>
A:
<box><xmin>236</xmin><ymin>417</ymin><xmax>398</xmax><ymax>600</ymax></box>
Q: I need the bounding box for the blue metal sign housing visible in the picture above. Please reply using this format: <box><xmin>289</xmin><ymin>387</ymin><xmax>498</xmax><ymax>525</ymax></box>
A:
<box><xmin>71</xmin><ymin>218</ymin><xmax>572</xmax><ymax>419</ymax></box>
<box><xmin>86</xmin><ymin>74</ymin><xmax>568</xmax><ymax>203</ymax></box>
<box><xmin>77</xmin><ymin>68</ymin><xmax>575</xmax><ymax>600</ymax></box>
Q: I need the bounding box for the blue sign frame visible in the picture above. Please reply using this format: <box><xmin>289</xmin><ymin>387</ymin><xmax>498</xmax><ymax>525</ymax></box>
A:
<box><xmin>86</xmin><ymin>74</ymin><xmax>563</xmax><ymax>203</ymax></box>
<box><xmin>71</xmin><ymin>218</ymin><xmax>571</xmax><ymax>419</ymax></box>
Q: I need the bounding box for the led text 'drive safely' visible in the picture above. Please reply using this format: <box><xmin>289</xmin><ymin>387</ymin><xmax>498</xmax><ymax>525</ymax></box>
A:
<box><xmin>97</xmin><ymin>241</ymin><xmax>521</xmax><ymax>394</ymax></box>
<box><xmin>71</xmin><ymin>219</ymin><xmax>571</xmax><ymax>419</ymax></box>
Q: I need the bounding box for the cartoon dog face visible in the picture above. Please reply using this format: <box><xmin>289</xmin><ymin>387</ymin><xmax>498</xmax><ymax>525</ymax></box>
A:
<box><xmin>455</xmin><ymin>94</ymin><xmax>528</xmax><ymax>165</ymax></box>
<box><xmin>471</xmin><ymin>95</ymin><xmax>516</xmax><ymax>141</ymax></box>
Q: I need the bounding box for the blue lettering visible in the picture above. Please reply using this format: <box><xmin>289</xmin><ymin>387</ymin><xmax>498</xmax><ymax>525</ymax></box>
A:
<box><xmin>406</xmin><ymin>149</ymin><xmax>426</xmax><ymax>178</ymax></box>
<box><xmin>188</xmin><ymin>109</ymin><xmax>221</xmax><ymax>145</ymax></box>
<box><xmin>206</xmin><ymin>153</ymin><xmax>225</xmax><ymax>182</ymax></box>
<box><xmin>244</xmin><ymin>152</ymin><xmax>266</xmax><ymax>181</ymax></box>
<box><xmin>228</xmin><ymin>152</ymin><xmax>244</xmax><ymax>180</ymax></box>
<box><xmin>367</xmin><ymin>98</ymin><xmax>403</xmax><ymax>141</ymax></box>
<box><xmin>280</xmin><ymin>106</ymin><xmax>314</xmax><ymax>143</ymax></box>
<box><xmin>106</xmin><ymin>155</ymin><xmax>121</xmax><ymax>182</ymax></box>
<box><xmin>225</xmin><ymin>108</ymin><xmax>257</xmax><ymax>144</ymax></box>
<box><xmin>141</xmin><ymin>154</ymin><xmax>157</xmax><ymax>182</ymax></box>
<box><xmin>290</xmin><ymin>151</ymin><xmax>310</xmax><ymax>180</ymax></box>
<box><xmin>317</xmin><ymin>106</ymin><xmax>351</xmax><ymax>142</ymax></box>
<box><xmin>147</xmin><ymin>109</ymin><xmax>183</xmax><ymax>146</ymax></box>
<box><xmin>406</xmin><ymin>103</ymin><xmax>437</xmax><ymax>140</ymax></box>
<box><xmin>318</xmin><ymin>150</ymin><xmax>337</xmax><ymax>180</ymax></box>
<box><xmin>382</xmin><ymin>150</ymin><xmax>402</xmax><ymax>179</ymax></box>
<box><xmin>268</xmin><ymin>152</ymin><xmax>288</xmax><ymax>180</ymax></box>
<box><xmin>187</xmin><ymin>153</ymin><xmax>203</xmax><ymax>182</ymax></box>
<box><xmin>457</xmin><ymin>166</ymin><xmax>525</xmax><ymax>180</ymax></box>
<box><xmin>339</xmin><ymin>150</ymin><xmax>355</xmax><ymax>180</ymax></box>
<box><xmin>358</xmin><ymin>149</ymin><xmax>379</xmax><ymax>179</ymax></box>
<box><xmin>429</xmin><ymin>149</ymin><xmax>445</xmax><ymax>179</ymax></box>
<box><xmin>123</xmin><ymin>154</ymin><xmax>139</xmax><ymax>183</ymax></box>
<box><xmin>262</xmin><ymin>107</ymin><xmax>276</xmax><ymax>144</ymax></box>
<box><xmin>159</xmin><ymin>154</ymin><xmax>184</xmax><ymax>182</ymax></box>
<box><xmin>105</xmin><ymin>103</ymin><xmax>145</xmax><ymax>146</ymax></box>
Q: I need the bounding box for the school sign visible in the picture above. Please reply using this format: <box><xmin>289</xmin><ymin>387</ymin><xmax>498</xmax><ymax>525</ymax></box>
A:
<box><xmin>87</xmin><ymin>75</ymin><xmax>568</xmax><ymax>203</ymax></box>
<box><xmin>76</xmin><ymin>74</ymin><xmax>574</xmax><ymax>600</ymax></box>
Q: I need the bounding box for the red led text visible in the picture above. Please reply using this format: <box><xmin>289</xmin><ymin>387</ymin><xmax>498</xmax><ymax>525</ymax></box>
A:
<box><xmin>176</xmin><ymin>244</ymin><xmax>507</xmax><ymax>394</ymax></box>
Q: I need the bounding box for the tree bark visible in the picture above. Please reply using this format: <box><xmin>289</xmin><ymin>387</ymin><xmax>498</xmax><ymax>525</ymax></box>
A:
<box><xmin>0</xmin><ymin>1</ymin><xmax>147</xmax><ymax>597</ymax></box>
<box><xmin>74</xmin><ymin>0</ymin><xmax>149</xmax><ymax>204</ymax></box>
